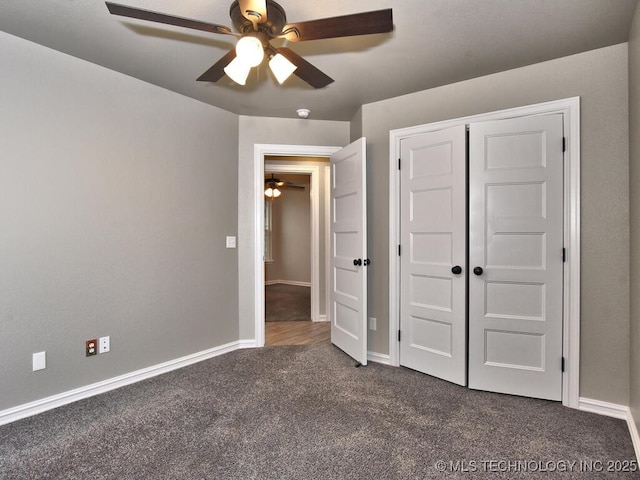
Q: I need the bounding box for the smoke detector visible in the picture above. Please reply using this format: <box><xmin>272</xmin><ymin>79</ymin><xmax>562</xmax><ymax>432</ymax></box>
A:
<box><xmin>296</xmin><ymin>108</ymin><xmax>311</xmax><ymax>119</ymax></box>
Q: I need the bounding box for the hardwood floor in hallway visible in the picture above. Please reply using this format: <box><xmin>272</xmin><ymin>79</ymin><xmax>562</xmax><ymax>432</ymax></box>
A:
<box><xmin>265</xmin><ymin>321</ymin><xmax>330</xmax><ymax>346</ymax></box>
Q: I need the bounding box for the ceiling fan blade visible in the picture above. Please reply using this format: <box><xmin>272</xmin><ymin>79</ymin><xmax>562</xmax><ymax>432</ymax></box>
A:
<box><xmin>276</xmin><ymin>48</ymin><xmax>333</xmax><ymax>89</ymax></box>
<box><xmin>283</xmin><ymin>184</ymin><xmax>306</xmax><ymax>190</ymax></box>
<box><xmin>277</xmin><ymin>47</ymin><xmax>333</xmax><ymax>88</ymax></box>
<box><xmin>196</xmin><ymin>49</ymin><xmax>237</xmax><ymax>82</ymax></box>
<box><xmin>237</xmin><ymin>0</ymin><xmax>268</xmax><ymax>27</ymax></box>
<box><xmin>106</xmin><ymin>2</ymin><xmax>234</xmax><ymax>36</ymax></box>
<box><xmin>282</xmin><ymin>9</ymin><xmax>393</xmax><ymax>42</ymax></box>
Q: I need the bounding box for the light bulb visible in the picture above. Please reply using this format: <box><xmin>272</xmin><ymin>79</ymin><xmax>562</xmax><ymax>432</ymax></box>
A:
<box><xmin>269</xmin><ymin>53</ymin><xmax>297</xmax><ymax>84</ymax></box>
<box><xmin>272</xmin><ymin>188</ymin><xmax>281</xmax><ymax>198</ymax></box>
<box><xmin>236</xmin><ymin>36</ymin><xmax>264</xmax><ymax>68</ymax></box>
<box><xmin>264</xmin><ymin>187</ymin><xmax>273</xmax><ymax>197</ymax></box>
<box><xmin>224</xmin><ymin>56</ymin><xmax>251</xmax><ymax>85</ymax></box>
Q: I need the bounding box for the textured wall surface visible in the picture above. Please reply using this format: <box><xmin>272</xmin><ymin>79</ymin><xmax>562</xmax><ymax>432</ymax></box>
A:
<box><xmin>0</xmin><ymin>33</ymin><xmax>239</xmax><ymax>410</ymax></box>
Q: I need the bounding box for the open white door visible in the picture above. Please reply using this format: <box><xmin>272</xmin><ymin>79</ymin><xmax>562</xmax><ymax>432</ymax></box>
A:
<box><xmin>468</xmin><ymin>114</ymin><xmax>564</xmax><ymax>401</ymax></box>
<box><xmin>330</xmin><ymin>137</ymin><xmax>367</xmax><ymax>365</ymax></box>
<box><xmin>399</xmin><ymin>125</ymin><xmax>467</xmax><ymax>385</ymax></box>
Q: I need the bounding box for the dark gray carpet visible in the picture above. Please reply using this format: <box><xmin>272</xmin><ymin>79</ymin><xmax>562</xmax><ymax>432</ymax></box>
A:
<box><xmin>265</xmin><ymin>283</ymin><xmax>310</xmax><ymax>322</ymax></box>
<box><xmin>0</xmin><ymin>344</ymin><xmax>638</xmax><ymax>479</ymax></box>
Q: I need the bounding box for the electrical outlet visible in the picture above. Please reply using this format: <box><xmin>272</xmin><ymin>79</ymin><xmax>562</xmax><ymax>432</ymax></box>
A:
<box><xmin>99</xmin><ymin>336</ymin><xmax>110</xmax><ymax>354</ymax></box>
<box><xmin>86</xmin><ymin>339</ymin><xmax>97</xmax><ymax>357</ymax></box>
<box><xmin>369</xmin><ymin>317</ymin><xmax>377</xmax><ymax>331</ymax></box>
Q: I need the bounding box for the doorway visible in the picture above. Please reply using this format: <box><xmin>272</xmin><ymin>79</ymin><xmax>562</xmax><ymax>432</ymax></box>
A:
<box><xmin>263</xmin><ymin>170</ymin><xmax>328</xmax><ymax>345</ymax></box>
<box><xmin>255</xmin><ymin>145</ymin><xmax>337</xmax><ymax>346</ymax></box>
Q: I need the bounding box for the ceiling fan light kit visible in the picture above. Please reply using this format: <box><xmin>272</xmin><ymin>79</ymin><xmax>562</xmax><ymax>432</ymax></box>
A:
<box><xmin>235</xmin><ymin>35</ymin><xmax>265</xmax><ymax>67</ymax></box>
<box><xmin>265</xmin><ymin>173</ymin><xmax>283</xmax><ymax>198</ymax></box>
<box><xmin>269</xmin><ymin>53</ymin><xmax>298</xmax><ymax>84</ymax></box>
<box><xmin>105</xmin><ymin>0</ymin><xmax>393</xmax><ymax>89</ymax></box>
<box><xmin>264</xmin><ymin>187</ymin><xmax>281</xmax><ymax>198</ymax></box>
<box><xmin>223</xmin><ymin>56</ymin><xmax>252</xmax><ymax>85</ymax></box>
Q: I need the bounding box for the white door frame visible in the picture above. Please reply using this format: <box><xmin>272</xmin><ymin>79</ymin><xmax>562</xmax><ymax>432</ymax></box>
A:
<box><xmin>254</xmin><ymin>144</ymin><xmax>340</xmax><ymax>347</ymax></box>
<box><xmin>388</xmin><ymin>97</ymin><xmax>581</xmax><ymax>408</ymax></box>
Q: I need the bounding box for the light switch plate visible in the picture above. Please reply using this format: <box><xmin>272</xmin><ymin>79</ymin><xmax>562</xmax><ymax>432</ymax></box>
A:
<box><xmin>226</xmin><ymin>236</ymin><xmax>236</xmax><ymax>248</ymax></box>
<box><xmin>33</xmin><ymin>351</ymin><xmax>46</xmax><ymax>371</ymax></box>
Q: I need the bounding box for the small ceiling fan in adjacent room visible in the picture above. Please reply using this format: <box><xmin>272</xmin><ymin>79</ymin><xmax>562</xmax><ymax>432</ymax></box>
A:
<box><xmin>264</xmin><ymin>174</ymin><xmax>305</xmax><ymax>198</ymax></box>
<box><xmin>105</xmin><ymin>0</ymin><xmax>393</xmax><ymax>87</ymax></box>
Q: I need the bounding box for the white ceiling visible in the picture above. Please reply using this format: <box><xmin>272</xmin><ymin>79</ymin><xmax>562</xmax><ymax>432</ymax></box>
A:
<box><xmin>1</xmin><ymin>0</ymin><xmax>637</xmax><ymax>121</ymax></box>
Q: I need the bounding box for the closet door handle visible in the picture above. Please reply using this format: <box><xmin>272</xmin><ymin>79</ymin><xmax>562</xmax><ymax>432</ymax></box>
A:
<box><xmin>353</xmin><ymin>258</ymin><xmax>362</xmax><ymax>266</ymax></box>
<box><xmin>451</xmin><ymin>265</ymin><xmax>462</xmax><ymax>275</ymax></box>
<box><xmin>473</xmin><ymin>266</ymin><xmax>484</xmax><ymax>276</ymax></box>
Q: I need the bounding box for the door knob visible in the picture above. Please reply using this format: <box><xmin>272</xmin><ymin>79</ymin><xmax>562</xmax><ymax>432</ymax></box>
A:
<box><xmin>451</xmin><ymin>265</ymin><xmax>462</xmax><ymax>275</ymax></box>
<box><xmin>353</xmin><ymin>258</ymin><xmax>362</xmax><ymax>266</ymax></box>
<box><xmin>473</xmin><ymin>266</ymin><xmax>484</xmax><ymax>276</ymax></box>
<box><xmin>363</xmin><ymin>259</ymin><xmax>371</xmax><ymax>266</ymax></box>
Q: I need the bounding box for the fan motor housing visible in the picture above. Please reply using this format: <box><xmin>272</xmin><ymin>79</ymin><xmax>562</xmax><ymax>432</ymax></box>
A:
<box><xmin>229</xmin><ymin>0</ymin><xmax>287</xmax><ymax>36</ymax></box>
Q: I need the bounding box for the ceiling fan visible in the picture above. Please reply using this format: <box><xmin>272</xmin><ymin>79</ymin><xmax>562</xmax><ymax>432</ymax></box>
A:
<box><xmin>105</xmin><ymin>1</ymin><xmax>393</xmax><ymax>88</ymax></box>
<box><xmin>264</xmin><ymin>174</ymin><xmax>305</xmax><ymax>198</ymax></box>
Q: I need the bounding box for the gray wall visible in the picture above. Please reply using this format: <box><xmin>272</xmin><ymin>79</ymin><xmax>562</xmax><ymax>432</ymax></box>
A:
<box><xmin>265</xmin><ymin>174</ymin><xmax>311</xmax><ymax>284</ymax></box>
<box><xmin>0</xmin><ymin>33</ymin><xmax>239</xmax><ymax>410</ymax></box>
<box><xmin>629</xmin><ymin>4</ymin><xmax>640</xmax><ymax>433</ymax></box>
<box><xmin>237</xmin><ymin>116</ymin><xmax>350</xmax><ymax>340</ymax></box>
<box><xmin>350</xmin><ymin>107</ymin><xmax>363</xmax><ymax>143</ymax></box>
<box><xmin>360</xmin><ymin>44</ymin><xmax>630</xmax><ymax>405</ymax></box>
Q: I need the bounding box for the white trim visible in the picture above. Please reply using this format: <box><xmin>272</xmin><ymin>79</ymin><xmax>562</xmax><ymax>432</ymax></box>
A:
<box><xmin>389</xmin><ymin>97</ymin><xmax>581</xmax><ymax>408</ymax></box>
<box><xmin>579</xmin><ymin>398</ymin><xmax>640</xmax><ymax>462</ymax></box>
<box><xmin>317</xmin><ymin>314</ymin><xmax>328</xmax><ymax>323</ymax></box>
<box><xmin>265</xmin><ymin>163</ymin><xmax>319</xmax><ymax>322</ymax></box>
<box><xmin>238</xmin><ymin>339</ymin><xmax>258</xmax><ymax>349</ymax></box>
<box><xmin>628</xmin><ymin>409</ymin><xmax>640</xmax><ymax>462</ymax></box>
<box><xmin>324</xmin><ymin>164</ymin><xmax>331</xmax><ymax>326</ymax></box>
<box><xmin>368</xmin><ymin>351</ymin><xmax>391</xmax><ymax>365</ymax></box>
<box><xmin>0</xmin><ymin>341</ymin><xmax>245</xmax><ymax>426</ymax></box>
<box><xmin>578</xmin><ymin>397</ymin><xmax>628</xmax><ymax>419</ymax></box>
<box><xmin>254</xmin><ymin>145</ymin><xmax>340</xmax><ymax>347</ymax></box>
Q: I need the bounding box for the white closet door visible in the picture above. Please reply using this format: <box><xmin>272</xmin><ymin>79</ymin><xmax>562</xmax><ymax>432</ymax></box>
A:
<box><xmin>330</xmin><ymin>138</ymin><xmax>368</xmax><ymax>365</ymax></box>
<box><xmin>399</xmin><ymin>125</ymin><xmax>467</xmax><ymax>386</ymax></box>
<box><xmin>468</xmin><ymin>114</ymin><xmax>564</xmax><ymax>401</ymax></box>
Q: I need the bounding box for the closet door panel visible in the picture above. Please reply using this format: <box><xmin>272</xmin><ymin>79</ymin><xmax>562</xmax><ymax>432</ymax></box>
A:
<box><xmin>399</xmin><ymin>125</ymin><xmax>467</xmax><ymax>386</ymax></box>
<box><xmin>468</xmin><ymin>114</ymin><xmax>564</xmax><ymax>401</ymax></box>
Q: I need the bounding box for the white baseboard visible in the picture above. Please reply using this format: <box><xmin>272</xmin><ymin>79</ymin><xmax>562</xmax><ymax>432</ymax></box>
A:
<box><xmin>314</xmin><ymin>314</ymin><xmax>328</xmax><ymax>322</ymax></box>
<box><xmin>238</xmin><ymin>339</ymin><xmax>259</xmax><ymax>349</ymax></box>
<box><xmin>0</xmin><ymin>340</ymin><xmax>245</xmax><ymax>427</ymax></box>
<box><xmin>579</xmin><ymin>397</ymin><xmax>640</xmax><ymax>462</ymax></box>
<box><xmin>628</xmin><ymin>408</ymin><xmax>640</xmax><ymax>463</ymax></box>
<box><xmin>578</xmin><ymin>397</ymin><xmax>628</xmax><ymax>419</ymax></box>
<box><xmin>265</xmin><ymin>280</ymin><xmax>311</xmax><ymax>288</ymax></box>
<box><xmin>368</xmin><ymin>351</ymin><xmax>391</xmax><ymax>365</ymax></box>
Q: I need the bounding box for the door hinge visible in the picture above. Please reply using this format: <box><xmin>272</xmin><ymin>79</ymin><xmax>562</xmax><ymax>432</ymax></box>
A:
<box><xmin>562</xmin><ymin>247</ymin><xmax>566</xmax><ymax>262</ymax></box>
<box><xmin>397</xmin><ymin>330</ymin><xmax>401</xmax><ymax>342</ymax></box>
<box><xmin>398</xmin><ymin>158</ymin><xmax>401</xmax><ymax>170</ymax></box>
<box><xmin>398</xmin><ymin>245</ymin><xmax>401</xmax><ymax>256</ymax></box>
<box><xmin>561</xmin><ymin>356</ymin><xmax>565</xmax><ymax>372</ymax></box>
<box><xmin>562</xmin><ymin>137</ymin><xmax>567</xmax><ymax>152</ymax></box>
